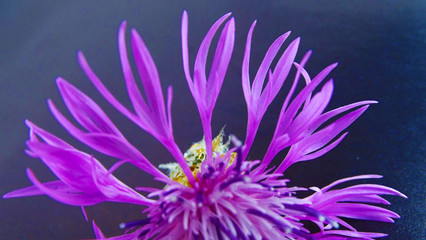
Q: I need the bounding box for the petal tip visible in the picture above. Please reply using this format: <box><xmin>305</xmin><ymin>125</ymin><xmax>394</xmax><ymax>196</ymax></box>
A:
<box><xmin>76</xmin><ymin>50</ymin><xmax>84</xmax><ymax>59</ymax></box>
<box><xmin>2</xmin><ymin>192</ymin><xmax>12</xmax><ymax>199</ymax></box>
<box><xmin>24</xmin><ymin>119</ymin><xmax>31</xmax><ymax>126</ymax></box>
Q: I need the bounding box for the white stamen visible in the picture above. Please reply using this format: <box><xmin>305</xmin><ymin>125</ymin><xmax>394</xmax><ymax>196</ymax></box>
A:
<box><xmin>118</xmin><ymin>223</ymin><xmax>125</xmax><ymax>229</ymax></box>
<box><xmin>243</xmin><ymin>176</ymin><xmax>250</xmax><ymax>182</ymax></box>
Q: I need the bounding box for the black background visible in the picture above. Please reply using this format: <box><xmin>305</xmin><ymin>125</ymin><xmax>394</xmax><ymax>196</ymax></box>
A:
<box><xmin>0</xmin><ymin>1</ymin><xmax>424</xmax><ymax>239</ymax></box>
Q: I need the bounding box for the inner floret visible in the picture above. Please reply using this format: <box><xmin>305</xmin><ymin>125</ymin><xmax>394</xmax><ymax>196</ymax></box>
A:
<box><xmin>159</xmin><ymin>129</ymin><xmax>235</xmax><ymax>186</ymax></box>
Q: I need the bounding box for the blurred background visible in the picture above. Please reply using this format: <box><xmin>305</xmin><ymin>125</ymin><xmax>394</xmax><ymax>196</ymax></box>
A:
<box><xmin>0</xmin><ymin>1</ymin><xmax>424</xmax><ymax>239</ymax></box>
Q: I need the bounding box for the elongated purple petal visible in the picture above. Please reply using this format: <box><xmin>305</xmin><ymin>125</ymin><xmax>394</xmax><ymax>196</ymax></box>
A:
<box><xmin>251</xmin><ymin>32</ymin><xmax>291</xmax><ymax>100</ymax></box>
<box><xmin>299</xmin><ymin>132</ymin><xmax>348</xmax><ymax>161</ymax></box>
<box><xmin>181</xmin><ymin>11</ymin><xmax>196</xmax><ymax>96</ymax></box>
<box><xmin>301</xmin><ymin>106</ymin><xmax>369</xmax><ymax>154</ymax></box>
<box><xmin>193</xmin><ymin>13</ymin><xmax>232</xmax><ymax>98</ymax></box>
<box><xmin>206</xmin><ymin>17</ymin><xmax>235</xmax><ymax>110</ymax></box>
<box><xmin>78</xmin><ymin>51</ymin><xmax>142</xmax><ymax>128</ymax></box>
<box><xmin>320</xmin><ymin>203</ymin><xmax>399</xmax><ymax>222</ymax></box>
<box><xmin>25</xmin><ymin>120</ymin><xmax>72</xmax><ymax>149</ymax></box>
<box><xmin>3</xmin><ymin>180</ymin><xmax>67</xmax><ymax>198</ymax></box>
<box><xmin>313</xmin><ymin>184</ymin><xmax>406</xmax><ymax>208</ymax></box>
<box><xmin>267</xmin><ymin>37</ymin><xmax>300</xmax><ymax>103</ymax></box>
<box><xmin>131</xmin><ymin>28</ymin><xmax>168</xmax><ymax>135</ymax></box>
<box><xmin>281</xmin><ymin>51</ymin><xmax>312</xmax><ymax>116</ymax></box>
<box><xmin>242</xmin><ymin>21</ymin><xmax>256</xmax><ymax>105</ymax></box>
<box><xmin>92</xmin><ymin>221</ymin><xmax>106</xmax><ymax>239</ymax></box>
<box><xmin>118</xmin><ymin>21</ymin><xmax>150</xmax><ymax>119</ymax></box>
<box><xmin>181</xmin><ymin>11</ymin><xmax>234</xmax><ymax>163</ymax></box>
<box><xmin>56</xmin><ymin>77</ymin><xmax>123</xmax><ymax>136</ymax></box>
<box><xmin>25</xmin><ymin>168</ymin><xmax>105</xmax><ymax>206</ymax></box>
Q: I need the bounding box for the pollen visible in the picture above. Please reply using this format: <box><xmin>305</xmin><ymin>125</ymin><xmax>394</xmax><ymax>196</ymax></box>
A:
<box><xmin>159</xmin><ymin>129</ymin><xmax>236</xmax><ymax>186</ymax></box>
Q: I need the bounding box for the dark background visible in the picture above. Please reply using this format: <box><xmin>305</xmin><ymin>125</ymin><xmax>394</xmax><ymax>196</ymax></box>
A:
<box><xmin>0</xmin><ymin>1</ymin><xmax>424</xmax><ymax>239</ymax></box>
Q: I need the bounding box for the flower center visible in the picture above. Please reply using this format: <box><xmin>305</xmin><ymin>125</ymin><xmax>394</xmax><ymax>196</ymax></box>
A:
<box><xmin>159</xmin><ymin>129</ymin><xmax>235</xmax><ymax>186</ymax></box>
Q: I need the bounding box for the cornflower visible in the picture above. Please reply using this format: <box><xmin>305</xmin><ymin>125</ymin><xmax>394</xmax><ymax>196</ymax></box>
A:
<box><xmin>4</xmin><ymin>11</ymin><xmax>406</xmax><ymax>240</ymax></box>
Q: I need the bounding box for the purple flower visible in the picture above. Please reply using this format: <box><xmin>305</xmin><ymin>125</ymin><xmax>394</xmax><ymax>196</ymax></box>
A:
<box><xmin>4</xmin><ymin>11</ymin><xmax>405</xmax><ymax>240</ymax></box>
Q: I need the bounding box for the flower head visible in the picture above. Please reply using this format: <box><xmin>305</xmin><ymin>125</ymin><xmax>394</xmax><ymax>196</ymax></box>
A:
<box><xmin>4</xmin><ymin>11</ymin><xmax>405</xmax><ymax>239</ymax></box>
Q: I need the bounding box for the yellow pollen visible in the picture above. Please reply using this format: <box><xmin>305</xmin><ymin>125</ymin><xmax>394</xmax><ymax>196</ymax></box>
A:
<box><xmin>159</xmin><ymin>129</ymin><xmax>236</xmax><ymax>186</ymax></box>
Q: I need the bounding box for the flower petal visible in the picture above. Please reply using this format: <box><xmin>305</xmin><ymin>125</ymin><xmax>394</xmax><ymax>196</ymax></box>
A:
<box><xmin>26</xmin><ymin>168</ymin><xmax>104</xmax><ymax>206</ymax></box>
